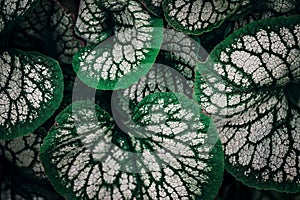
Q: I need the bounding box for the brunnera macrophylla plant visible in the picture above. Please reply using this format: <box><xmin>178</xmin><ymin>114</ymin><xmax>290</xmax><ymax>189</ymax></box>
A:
<box><xmin>195</xmin><ymin>15</ymin><xmax>300</xmax><ymax>192</ymax></box>
<box><xmin>0</xmin><ymin>0</ymin><xmax>299</xmax><ymax>200</ymax></box>
<box><xmin>40</xmin><ymin>94</ymin><xmax>223</xmax><ymax>200</ymax></box>
<box><xmin>73</xmin><ymin>0</ymin><xmax>164</xmax><ymax>90</ymax></box>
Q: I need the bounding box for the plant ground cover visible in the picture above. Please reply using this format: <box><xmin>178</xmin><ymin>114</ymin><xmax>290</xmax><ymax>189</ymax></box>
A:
<box><xmin>0</xmin><ymin>0</ymin><xmax>300</xmax><ymax>199</ymax></box>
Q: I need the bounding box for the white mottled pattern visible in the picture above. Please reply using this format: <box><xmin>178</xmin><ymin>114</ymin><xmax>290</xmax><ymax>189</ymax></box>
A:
<box><xmin>77</xmin><ymin>1</ymin><xmax>161</xmax><ymax>89</ymax></box>
<box><xmin>75</xmin><ymin>0</ymin><xmax>110</xmax><ymax>44</ymax></box>
<box><xmin>163</xmin><ymin>0</ymin><xmax>242</xmax><ymax>34</ymax></box>
<box><xmin>197</xmin><ymin>16</ymin><xmax>300</xmax><ymax>189</ymax></box>
<box><xmin>0</xmin><ymin>0</ymin><xmax>36</xmax><ymax>32</ymax></box>
<box><xmin>44</xmin><ymin>96</ymin><xmax>221</xmax><ymax>199</ymax></box>
<box><xmin>0</xmin><ymin>131</ymin><xmax>46</xmax><ymax>178</ymax></box>
<box><xmin>0</xmin><ymin>50</ymin><xmax>57</xmax><ymax>133</ymax></box>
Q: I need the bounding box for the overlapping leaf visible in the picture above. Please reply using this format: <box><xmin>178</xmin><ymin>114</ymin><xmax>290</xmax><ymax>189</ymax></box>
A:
<box><xmin>40</xmin><ymin>93</ymin><xmax>223</xmax><ymax>200</ymax></box>
<box><xmin>0</xmin><ymin>0</ymin><xmax>39</xmax><ymax>34</ymax></box>
<box><xmin>9</xmin><ymin>0</ymin><xmax>83</xmax><ymax>65</ymax></box>
<box><xmin>0</xmin><ymin>128</ymin><xmax>63</xmax><ymax>200</ymax></box>
<box><xmin>196</xmin><ymin>2</ymin><xmax>281</xmax><ymax>52</ymax></box>
<box><xmin>0</xmin><ymin>49</ymin><xmax>63</xmax><ymax>139</ymax></box>
<box><xmin>195</xmin><ymin>15</ymin><xmax>300</xmax><ymax>192</ymax></box>
<box><xmin>113</xmin><ymin>28</ymin><xmax>198</xmax><ymax>107</ymax></box>
<box><xmin>162</xmin><ymin>0</ymin><xmax>249</xmax><ymax>35</ymax></box>
<box><xmin>75</xmin><ymin>0</ymin><xmax>112</xmax><ymax>44</ymax></box>
<box><xmin>73</xmin><ymin>1</ymin><xmax>163</xmax><ymax>90</ymax></box>
<box><xmin>111</xmin><ymin>29</ymin><xmax>199</xmax><ymax>131</ymax></box>
<box><xmin>0</xmin><ymin>128</ymin><xmax>46</xmax><ymax>178</ymax></box>
<box><xmin>138</xmin><ymin>0</ymin><xmax>164</xmax><ymax>16</ymax></box>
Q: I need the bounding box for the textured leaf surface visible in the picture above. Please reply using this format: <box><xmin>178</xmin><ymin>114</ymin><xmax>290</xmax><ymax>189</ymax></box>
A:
<box><xmin>0</xmin><ymin>128</ymin><xmax>46</xmax><ymax>178</ymax></box>
<box><xmin>9</xmin><ymin>0</ymin><xmax>83</xmax><ymax>65</ymax></box>
<box><xmin>40</xmin><ymin>93</ymin><xmax>223</xmax><ymax>200</ymax></box>
<box><xmin>0</xmin><ymin>0</ymin><xmax>38</xmax><ymax>34</ymax></box>
<box><xmin>195</xmin><ymin>16</ymin><xmax>300</xmax><ymax>192</ymax></box>
<box><xmin>0</xmin><ymin>49</ymin><xmax>63</xmax><ymax>139</ymax></box>
<box><xmin>0</xmin><ymin>129</ymin><xmax>63</xmax><ymax>200</ymax></box>
<box><xmin>73</xmin><ymin>1</ymin><xmax>163</xmax><ymax>90</ymax></box>
<box><xmin>199</xmin><ymin>12</ymin><xmax>276</xmax><ymax>53</ymax></box>
<box><xmin>114</xmin><ymin>28</ymin><xmax>198</xmax><ymax>106</ymax></box>
<box><xmin>162</xmin><ymin>0</ymin><xmax>245</xmax><ymax>35</ymax></box>
<box><xmin>75</xmin><ymin>0</ymin><xmax>112</xmax><ymax>44</ymax></box>
<box><xmin>198</xmin><ymin>0</ymin><xmax>298</xmax><ymax>53</ymax></box>
<box><xmin>111</xmin><ymin>28</ymin><xmax>199</xmax><ymax>130</ymax></box>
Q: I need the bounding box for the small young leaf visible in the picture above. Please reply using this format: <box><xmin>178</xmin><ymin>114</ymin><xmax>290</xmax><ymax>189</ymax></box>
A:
<box><xmin>73</xmin><ymin>1</ymin><xmax>163</xmax><ymax>90</ymax></box>
<box><xmin>40</xmin><ymin>93</ymin><xmax>223</xmax><ymax>200</ymax></box>
<box><xmin>9</xmin><ymin>0</ymin><xmax>83</xmax><ymax>65</ymax></box>
<box><xmin>195</xmin><ymin>15</ymin><xmax>300</xmax><ymax>192</ymax></box>
<box><xmin>0</xmin><ymin>0</ymin><xmax>39</xmax><ymax>34</ymax></box>
<box><xmin>0</xmin><ymin>49</ymin><xmax>63</xmax><ymax>140</ymax></box>
<box><xmin>75</xmin><ymin>0</ymin><xmax>112</xmax><ymax>44</ymax></box>
<box><xmin>162</xmin><ymin>0</ymin><xmax>246</xmax><ymax>35</ymax></box>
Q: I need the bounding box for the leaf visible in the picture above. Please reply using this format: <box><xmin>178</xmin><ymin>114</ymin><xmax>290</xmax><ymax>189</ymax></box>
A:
<box><xmin>9</xmin><ymin>0</ymin><xmax>83</xmax><ymax>65</ymax></box>
<box><xmin>195</xmin><ymin>15</ymin><xmax>300</xmax><ymax>192</ymax></box>
<box><xmin>114</xmin><ymin>28</ymin><xmax>199</xmax><ymax>107</ymax></box>
<box><xmin>0</xmin><ymin>128</ymin><xmax>47</xmax><ymax>179</ymax></box>
<box><xmin>111</xmin><ymin>28</ymin><xmax>200</xmax><ymax>131</ymax></box>
<box><xmin>0</xmin><ymin>49</ymin><xmax>63</xmax><ymax>140</ymax></box>
<box><xmin>0</xmin><ymin>128</ymin><xmax>64</xmax><ymax>199</ymax></box>
<box><xmin>162</xmin><ymin>0</ymin><xmax>247</xmax><ymax>35</ymax></box>
<box><xmin>0</xmin><ymin>0</ymin><xmax>39</xmax><ymax>34</ymax></box>
<box><xmin>198</xmin><ymin>0</ymin><xmax>296</xmax><ymax>53</ymax></box>
<box><xmin>40</xmin><ymin>93</ymin><xmax>224</xmax><ymax>200</ymax></box>
<box><xmin>138</xmin><ymin>0</ymin><xmax>164</xmax><ymax>16</ymax></box>
<box><xmin>72</xmin><ymin>1</ymin><xmax>163</xmax><ymax>90</ymax></box>
<box><xmin>75</xmin><ymin>0</ymin><xmax>112</xmax><ymax>44</ymax></box>
<box><xmin>198</xmin><ymin>10</ymin><xmax>276</xmax><ymax>53</ymax></box>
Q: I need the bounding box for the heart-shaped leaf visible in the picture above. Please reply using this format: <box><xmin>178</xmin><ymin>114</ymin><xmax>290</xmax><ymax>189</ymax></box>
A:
<box><xmin>75</xmin><ymin>0</ymin><xmax>112</xmax><ymax>45</ymax></box>
<box><xmin>195</xmin><ymin>15</ymin><xmax>300</xmax><ymax>192</ymax></box>
<box><xmin>0</xmin><ymin>49</ymin><xmax>63</xmax><ymax>140</ymax></box>
<box><xmin>40</xmin><ymin>93</ymin><xmax>224</xmax><ymax>200</ymax></box>
<box><xmin>73</xmin><ymin>0</ymin><xmax>163</xmax><ymax>90</ymax></box>
<box><xmin>0</xmin><ymin>0</ymin><xmax>39</xmax><ymax>35</ymax></box>
<box><xmin>9</xmin><ymin>0</ymin><xmax>83</xmax><ymax>65</ymax></box>
<box><xmin>162</xmin><ymin>0</ymin><xmax>248</xmax><ymax>35</ymax></box>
